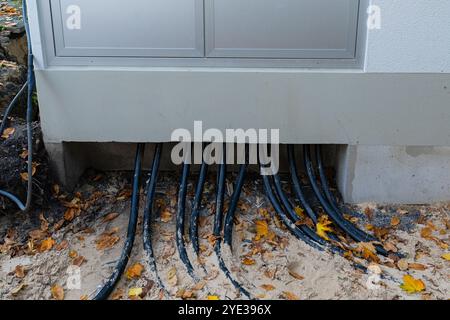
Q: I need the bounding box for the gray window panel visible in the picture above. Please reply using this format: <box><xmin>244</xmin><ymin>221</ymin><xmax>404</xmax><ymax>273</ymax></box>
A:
<box><xmin>50</xmin><ymin>0</ymin><xmax>204</xmax><ymax>57</ymax></box>
<box><xmin>205</xmin><ymin>0</ymin><xmax>360</xmax><ymax>59</ymax></box>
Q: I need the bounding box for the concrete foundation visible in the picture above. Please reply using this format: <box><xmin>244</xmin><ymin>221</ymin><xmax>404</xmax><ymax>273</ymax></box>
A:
<box><xmin>337</xmin><ymin>145</ymin><xmax>450</xmax><ymax>204</ymax></box>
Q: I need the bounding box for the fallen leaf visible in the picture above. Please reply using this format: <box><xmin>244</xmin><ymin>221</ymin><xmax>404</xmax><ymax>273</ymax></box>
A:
<box><xmin>408</xmin><ymin>263</ymin><xmax>427</xmax><ymax>271</ymax></box>
<box><xmin>400</xmin><ymin>275</ymin><xmax>426</xmax><ymax>294</ymax></box>
<box><xmin>102</xmin><ymin>212</ymin><xmax>120</xmax><ymax>223</ymax></box>
<box><xmin>95</xmin><ymin>234</ymin><xmax>120</xmax><ymax>251</ymax></box>
<box><xmin>20</xmin><ymin>165</ymin><xmax>37</xmax><ymax>182</ymax></box>
<box><xmin>128</xmin><ymin>287</ymin><xmax>143</xmax><ymax>299</ymax></box>
<box><xmin>29</xmin><ymin>229</ymin><xmax>46</xmax><ymax>241</ymax></box>
<box><xmin>441</xmin><ymin>253</ymin><xmax>450</xmax><ymax>261</ymax></box>
<box><xmin>242</xmin><ymin>258</ymin><xmax>256</xmax><ymax>266</ymax></box>
<box><xmin>73</xmin><ymin>256</ymin><xmax>86</xmax><ymax>267</ymax></box>
<box><xmin>193</xmin><ymin>281</ymin><xmax>206</xmax><ymax>291</ymax></box>
<box><xmin>39</xmin><ymin>237</ymin><xmax>55</xmax><ymax>252</ymax></box>
<box><xmin>126</xmin><ymin>263</ymin><xmax>144</xmax><ymax>280</ymax></box>
<box><xmin>1</xmin><ymin>127</ymin><xmax>15</xmax><ymax>139</ymax></box>
<box><xmin>391</xmin><ymin>216</ymin><xmax>401</xmax><ymax>227</ymax></box>
<box><xmin>51</xmin><ymin>285</ymin><xmax>65</xmax><ymax>300</ymax></box>
<box><xmin>69</xmin><ymin>250</ymin><xmax>78</xmax><ymax>259</ymax></box>
<box><xmin>207</xmin><ymin>295</ymin><xmax>220</xmax><ymax>300</ymax></box>
<box><xmin>383</xmin><ymin>241</ymin><xmax>398</xmax><ymax>253</ymax></box>
<box><xmin>397</xmin><ymin>259</ymin><xmax>409</xmax><ymax>271</ymax></box>
<box><xmin>288</xmin><ymin>269</ymin><xmax>305</xmax><ymax>281</ymax></box>
<box><xmin>111</xmin><ymin>288</ymin><xmax>124</xmax><ymax>300</ymax></box>
<box><xmin>421</xmin><ymin>227</ymin><xmax>433</xmax><ymax>239</ymax></box>
<box><xmin>161</xmin><ymin>210</ymin><xmax>173</xmax><ymax>223</ymax></box>
<box><xmin>64</xmin><ymin>208</ymin><xmax>77</xmax><ymax>222</ymax></box>
<box><xmin>316</xmin><ymin>215</ymin><xmax>333</xmax><ymax>241</ymax></box>
<box><xmin>261</xmin><ymin>284</ymin><xmax>275</xmax><ymax>291</ymax></box>
<box><xmin>80</xmin><ymin>295</ymin><xmax>88</xmax><ymax>300</ymax></box>
<box><xmin>355</xmin><ymin>242</ymin><xmax>380</xmax><ymax>263</ymax></box>
<box><xmin>167</xmin><ymin>267</ymin><xmax>178</xmax><ymax>287</ymax></box>
<box><xmin>282</xmin><ymin>291</ymin><xmax>300</xmax><ymax>300</ymax></box>
<box><xmin>10</xmin><ymin>283</ymin><xmax>26</xmax><ymax>296</ymax></box>
<box><xmin>254</xmin><ymin>220</ymin><xmax>269</xmax><ymax>241</ymax></box>
<box><xmin>294</xmin><ymin>207</ymin><xmax>305</xmax><ymax>218</ymax></box>
<box><xmin>14</xmin><ymin>265</ymin><xmax>25</xmax><ymax>278</ymax></box>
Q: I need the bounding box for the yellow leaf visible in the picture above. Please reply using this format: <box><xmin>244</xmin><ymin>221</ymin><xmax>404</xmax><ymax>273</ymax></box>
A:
<box><xmin>255</xmin><ymin>220</ymin><xmax>269</xmax><ymax>241</ymax></box>
<box><xmin>126</xmin><ymin>263</ymin><xmax>144</xmax><ymax>280</ymax></box>
<box><xmin>39</xmin><ymin>237</ymin><xmax>55</xmax><ymax>252</ymax></box>
<box><xmin>167</xmin><ymin>267</ymin><xmax>178</xmax><ymax>287</ymax></box>
<box><xmin>207</xmin><ymin>295</ymin><xmax>220</xmax><ymax>300</ymax></box>
<box><xmin>51</xmin><ymin>285</ymin><xmax>65</xmax><ymax>300</ymax></box>
<box><xmin>1</xmin><ymin>127</ymin><xmax>15</xmax><ymax>139</ymax></box>
<box><xmin>294</xmin><ymin>207</ymin><xmax>305</xmax><ymax>218</ymax></box>
<box><xmin>69</xmin><ymin>250</ymin><xmax>78</xmax><ymax>259</ymax></box>
<box><xmin>242</xmin><ymin>258</ymin><xmax>256</xmax><ymax>266</ymax></box>
<box><xmin>441</xmin><ymin>253</ymin><xmax>450</xmax><ymax>261</ymax></box>
<box><xmin>128</xmin><ymin>287</ymin><xmax>143</xmax><ymax>298</ymax></box>
<box><xmin>316</xmin><ymin>215</ymin><xmax>333</xmax><ymax>241</ymax></box>
<box><xmin>261</xmin><ymin>284</ymin><xmax>275</xmax><ymax>291</ymax></box>
<box><xmin>355</xmin><ymin>242</ymin><xmax>380</xmax><ymax>262</ymax></box>
<box><xmin>400</xmin><ymin>275</ymin><xmax>426</xmax><ymax>294</ymax></box>
<box><xmin>391</xmin><ymin>216</ymin><xmax>401</xmax><ymax>227</ymax></box>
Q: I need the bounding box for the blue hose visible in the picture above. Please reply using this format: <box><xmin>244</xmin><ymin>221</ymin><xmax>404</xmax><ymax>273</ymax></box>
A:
<box><xmin>0</xmin><ymin>0</ymin><xmax>35</xmax><ymax>212</ymax></box>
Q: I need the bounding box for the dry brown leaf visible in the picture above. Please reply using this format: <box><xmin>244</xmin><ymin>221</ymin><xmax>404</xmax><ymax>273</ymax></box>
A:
<box><xmin>421</xmin><ymin>227</ymin><xmax>433</xmax><ymax>239</ymax></box>
<box><xmin>20</xmin><ymin>164</ymin><xmax>37</xmax><ymax>182</ymax></box>
<box><xmin>397</xmin><ymin>259</ymin><xmax>409</xmax><ymax>271</ymax></box>
<box><xmin>73</xmin><ymin>256</ymin><xmax>86</xmax><ymax>267</ymax></box>
<box><xmin>126</xmin><ymin>263</ymin><xmax>144</xmax><ymax>280</ymax></box>
<box><xmin>95</xmin><ymin>234</ymin><xmax>120</xmax><ymax>251</ymax></box>
<box><xmin>261</xmin><ymin>284</ymin><xmax>276</xmax><ymax>291</ymax></box>
<box><xmin>288</xmin><ymin>269</ymin><xmax>305</xmax><ymax>281</ymax></box>
<box><xmin>102</xmin><ymin>212</ymin><xmax>120</xmax><ymax>223</ymax></box>
<box><xmin>51</xmin><ymin>285</ymin><xmax>65</xmax><ymax>300</ymax></box>
<box><xmin>64</xmin><ymin>208</ymin><xmax>77</xmax><ymax>222</ymax></box>
<box><xmin>39</xmin><ymin>237</ymin><xmax>55</xmax><ymax>253</ymax></box>
<box><xmin>80</xmin><ymin>295</ymin><xmax>88</xmax><ymax>300</ymax></box>
<box><xmin>259</xmin><ymin>208</ymin><xmax>271</xmax><ymax>220</ymax></box>
<box><xmin>193</xmin><ymin>281</ymin><xmax>206</xmax><ymax>291</ymax></box>
<box><xmin>161</xmin><ymin>210</ymin><xmax>173</xmax><ymax>223</ymax></box>
<box><xmin>282</xmin><ymin>291</ymin><xmax>300</xmax><ymax>300</ymax></box>
<box><xmin>2</xmin><ymin>127</ymin><xmax>15</xmax><ymax>139</ymax></box>
<box><xmin>111</xmin><ymin>288</ymin><xmax>124</xmax><ymax>300</ymax></box>
<box><xmin>383</xmin><ymin>241</ymin><xmax>398</xmax><ymax>253</ymax></box>
<box><xmin>14</xmin><ymin>265</ymin><xmax>25</xmax><ymax>279</ymax></box>
<box><xmin>29</xmin><ymin>229</ymin><xmax>46</xmax><ymax>241</ymax></box>
<box><xmin>408</xmin><ymin>263</ymin><xmax>427</xmax><ymax>271</ymax></box>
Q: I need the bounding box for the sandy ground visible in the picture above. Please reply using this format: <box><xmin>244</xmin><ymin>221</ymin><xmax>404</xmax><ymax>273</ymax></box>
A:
<box><xmin>0</xmin><ymin>171</ymin><xmax>449</xmax><ymax>301</ymax></box>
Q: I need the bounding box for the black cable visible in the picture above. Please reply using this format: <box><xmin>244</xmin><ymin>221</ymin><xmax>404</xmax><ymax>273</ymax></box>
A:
<box><xmin>94</xmin><ymin>143</ymin><xmax>144</xmax><ymax>300</ymax></box>
<box><xmin>304</xmin><ymin>145</ymin><xmax>388</xmax><ymax>256</ymax></box>
<box><xmin>272</xmin><ymin>174</ymin><xmax>343</xmax><ymax>254</ymax></box>
<box><xmin>261</xmin><ymin>173</ymin><xmax>323</xmax><ymax>251</ymax></box>
<box><xmin>176</xmin><ymin>162</ymin><xmax>197</xmax><ymax>280</ymax></box>
<box><xmin>0</xmin><ymin>0</ymin><xmax>34</xmax><ymax>212</ymax></box>
<box><xmin>223</xmin><ymin>163</ymin><xmax>247</xmax><ymax>248</ymax></box>
<box><xmin>189</xmin><ymin>159</ymin><xmax>208</xmax><ymax>256</ymax></box>
<box><xmin>287</xmin><ymin>145</ymin><xmax>318</xmax><ymax>224</ymax></box>
<box><xmin>213</xmin><ymin>146</ymin><xmax>252</xmax><ymax>299</ymax></box>
<box><xmin>143</xmin><ymin>143</ymin><xmax>167</xmax><ymax>293</ymax></box>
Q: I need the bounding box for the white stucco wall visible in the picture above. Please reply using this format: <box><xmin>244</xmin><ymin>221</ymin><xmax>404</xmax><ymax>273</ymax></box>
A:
<box><xmin>365</xmin><ymin>0</ymin><xmax>450</xmax><ymax>73</ymax></box>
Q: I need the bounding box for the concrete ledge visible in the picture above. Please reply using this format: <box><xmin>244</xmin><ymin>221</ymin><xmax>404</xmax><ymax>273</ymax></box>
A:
<box><xmin>337</xmin><ymin>145</ymin><xmax>450</xmax><ymax>204</ymax></box>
